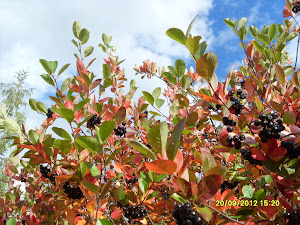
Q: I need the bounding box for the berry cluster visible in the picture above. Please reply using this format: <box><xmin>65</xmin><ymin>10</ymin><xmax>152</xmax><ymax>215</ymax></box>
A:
<box><xmin>20</xmin><ymin>176</ymin><xmax>27</xmax><ymax>182</ymax></box>
<box><xmin>87</xmin><ymin>114</ymin><xmax>102</xmax><ymax>129</ymax></box>
<box><xmin>46</xmin><ymin>108</ymin><xmax>54</xmax><ymax>118</ymax></box>
<box><xmin>126</xmin><ymin>173</ymin><xmax>138</xmax><ymax>184</ymax></box>
<box><xmin>284</xmin><ymin>209</ymin><xmax>300</xmax><ymax>225</ymax></box>
<box><xmin>222</xmin><ymin>117</ymin><xmax>237</xmax><ymax>128</ymax></box>
<box><xmin>159</xmin><ymin>186</ymin><xmax>170</xmax><ymax>199</ymax></box>
<box><xmin>240</xmin><ymin>149</ymin><xmax>262</xmax><ymax>166</ymax></box>
<box><xmin>292</xmin><ymin>2</ymin><xmax>300</xmax><ymax>14</ymax></box>
<box><xmin>281</xmin><ymin>140</ymin><xmax>300</xmax><ymax>159</ymax></box>
<box><xmin>220</xmin><ymin>180</ymin><xmax>239</xmax><ymax>193</ymax></box>
<box><xmin>172</xmin><ymin>203</ymin><xmax>202</xmax><ymax>225</ymax></box>
<box><xmin>114</xmin><ymin>122</ymin><xmax>127</xmax><ymax>137</ymax></box>
<box><xmin>63</xmin><ymin>181</ymin><xmax>84</xmax><ymax>200</ymax></box>
<box><xmin>226</xmin><ymin>134</ymin><xmax>245</xmax><ymax>149</ymax></box>
<box><xmin>228</xmin><ymin>89</ymin><xmax>246</xmax><ymax>115</ymax></box>
<box><xmin>254</xmin><ymin>112</ymin><xmax>284</xmax><ymax>143</ymax></box>
<box><xmin>123</xmin><ymin>205</ymin><xmax>148</xmax><ymax>220</ymax></box>
<box><xmin>40</xmin><ymin>164</ymin><xmax>55</xmax><ymax>182</ymax></box>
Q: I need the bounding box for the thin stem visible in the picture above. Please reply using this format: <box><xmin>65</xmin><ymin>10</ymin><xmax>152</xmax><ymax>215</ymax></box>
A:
<box><xmin>292</xmin><ymin>15</ymin><xmax>300</xmax><ymax>71</ymax></box>
<box><xmin>205</xmin><ymin>204</ymin><xmax>245</xmax><ymax>224</ymax></box>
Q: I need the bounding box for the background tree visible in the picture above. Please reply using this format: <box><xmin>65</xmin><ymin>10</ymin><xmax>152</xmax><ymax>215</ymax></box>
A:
<box><xmin>0</xmin><ymin>70</ymin><xmax>34</xmax><ymax>194</ymax></box>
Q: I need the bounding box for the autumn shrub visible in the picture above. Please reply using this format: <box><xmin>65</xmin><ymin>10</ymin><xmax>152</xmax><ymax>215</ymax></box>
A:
<box><xmin>1</xmin><ymin>1</ymin><xmax>300</xmax><ymax>225</ymax></box>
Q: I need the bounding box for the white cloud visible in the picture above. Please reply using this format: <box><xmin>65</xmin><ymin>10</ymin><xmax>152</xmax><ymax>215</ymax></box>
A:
<box><xmin>0</xmin><ymin>0</ymin><xmax>214</xmax><ymax>158</ymax></box>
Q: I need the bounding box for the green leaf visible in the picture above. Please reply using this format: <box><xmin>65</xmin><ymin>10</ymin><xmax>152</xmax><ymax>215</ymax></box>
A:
<box><xmin>61</xmin><ymin>77</ymin><xmax>73</xmax><ymax>93</ymax></box>
<box><xmin>154</xmin><ymin>174</ymin><xmax>167</xmax><ymax>182</ymax></box>
<box><xmin>36</xmin><ymin>102</ymin><xmax>47</xmax><ymax>113</ymax></box>
<box><xmin>238</xmin><ymin>26</ymin><xmax>248</xmax><ymax>41</ymax></box>
<box><xmin>84</xmin><ymin>46</ymin><xmax>94</xmax><ymax>58</ymax></box>
<box><xmin>72</xmin><ymin>39</ymin><xmax>79</xmax><ymax>48</ymax></box>
<box><xmin>242</xmin><ymin>185</ymin><xmax>254</xmax><ymax>199</ymax></box>
<box><xmin>80</xmin><ymin>162</ymin><xmax>87</xmax><ymax>178</ymax></box>
<box><xmin>104</xmin><ymin>147</ymin><xmax>122</xmax><ymax>167</ymax></box>
<box><xmin>268</xmin><ymin>23</ymin><xmax>277</xmax><ymax>42</ymax></box>
<box><xmin>186</xmin><ymin>14</ymin><xmax>198</xmax><ymax>38</ymax></box>
<box><xmin>171</xmin><ymin>193</ymin><xmax>186</xmax><ymax>203</ymax></box>
<box><xmin>254</xmin><ymin>96</ymin><xmax>263</xmax><ymax>112</ymax></box>
<box><xmin>6</xmin><ymin>218</ymin><xmax>16</xmax><ymax>225</ymax></box>
<box><xmin>82</xmin><ymin>181</ymin><xmax>99</xmax><ymax>194</ymax></box>
<box><xmin>55</xmin><ymin>140</ymin><xmax>72</xmax><ymax>154</ymax></box>
<box><xmin>49</xmin><ymin>61</ymin><xmax>58</xmax><ymax>73</ymax></box>
<box><xmin>166</xmin><ymin>28</ymin><xmax>186</xmax><ymax>45</ymax></box>
<box><xmin>283</xmin><ymin>111</ymin><xmax>296</xmax><ymax>124</ymax></box>
<box><xmin>175</xmin><ymin>59</ymin><xmax>186</xmax><ymax>78</ymax></box>
<box><xmin>52</xmin><ymin>107</ymin><xmax>74</xmax><ymax>123</ymax></box>
<box><xmin>166</xmin><ymin>118</ymin><xmax>186</xmax><ymax>161</ymax></box>
<box><xmin>102</xmin><ymin>33</ymin><xmax>112</xmax><ymax>45</ymax></box>
<box><xmin>292</xmin><ymin>71</ymin><xmax>300</xmax><ymax>86</ymax></box>
<box><xmin>125</xmin><ymin>139</ymin><xmax>156</xmax><ymax>160</ymax></box>
<box><xmin>74</xmin><ymin>99</ymin><xmax>90</xmax><ymax>112</ymax></box>
<box><xmin>155</xmin><ymin>98</ymin><xmax>165</xmax><ymax>108</ymax></box>
<box><xmin>139</xmin><ymin>172</ymin><xmax>150</xmax><ymax>195</ymax></box>
<box><xmin>142</xmin><ymin>91</ymin><xmax>154</xmax><ymax>105</ymax></box>
<box><xmin>39</xmin><ymin>59</ymin><xmax>53</xmax><ymax>74</ymax></box>
<box><xmin>253</xmin><ymin>41</ymin><xmax>263</xmax><ymax>54</ymax></box>
<box><xmin>152</xmin><ymin>87</ymin><xmax>161</xmax><ymax>101</ymax></box>
<box><xmin>103</xmin><ymin>64</ymin><xmax>111</xmax><ymax>79</ymax></box>
<box><xmin>52</xmin><ymin>127</ymin><xmax>72</xmax><ymax>141</ymax></box>
<box><xmin>96</xmin><ymin>121</ymin><xmax>115</xmax><ymax>144</ymax></box>
<box><xmin>58</xmin><ymin>63</ymin><xmax>70</xmax><ymax>77</ymax></box>
<box><xmin>186</xmin><ymin>36</ymin><xmax>201</xmax><ymax>55</ymax></box>
<box><xmin>79</xmin><ymin>28</ymin><xmax>89</xmax><ymax>45</ymax></box>
<box><xmin>84</xmin><ymin>161</ymin><xmax>100</xmax><ymax>179</ymax></box>
<box><xmin>275</xmin><ymin>64</ymin><xmax>285</xmax><ymax>84</ymax></box>
<box><xmin>147</xmin><ymin>121</ymin><xmax>168</xmax><ymax>155</ymax></box>
<box><xmin>257</xmin><ymin>33</ymin><xmax>270</xmax><ymax>45</ymax></box>
<box><xmin>28</xmin><ymin>129</ymin><xmax>39</xmax><ymax>144</ymax></box>
<box><xmin>180</xmin><ymin>75</ymin><xmax>192</xmax><ymax>90</ymax></box>
<box><xmin>29</xmin><ymin>98</ymin><xmax>38</xmax><ymax>111</ymax></box>
<box><xmin>115</xmin><ymin>186</ymin><xmax>125</xmax><ymax>201</ymax></box>
<box><xmin>73</xmin><ymin>21</ymin><xmax>81</xmax><ymax>38</ymax></box>
<box><xmin>162</xmin><ymin>72</ymin><xmax>177</xmax><ymax>85</ymax></box>
<box><xmin>40</xmin><ymin>74</ymin><xmax>55</xmax><ymax>87</ymax></box>
<box><xmin>254</xmin><ymin>189</ymin><xmax>266</xmax><ymax>201</ymax></box>
<box><xmin>238</xmin><ymin>17</ymin><xmax>247</xmax><ymax>29</ymax></box>
<box><xmin>249</xmin><ymin>25</ymin><xmax>259</xmax><ymax>37</ymax></box>
<box><xmin>75</xmin><ymin>136</ymin><xmax>100</xmax><ymax>154</ymax></box>
<box><xmin>195</xmin><ymin>41</ymin><xmax>207</xmax><ymax>60</ymax></box>
<box><xmin>96</xmin><ymin>219</ymin><xmax>113</xmax><ymax>225</ymax></box>
<box><xmin>196</xmin><ymin>52</ymin><xmax>218</xmax><ymax>82</ymax></box>
<box><xmin>223</xmin><ymin>18</ymin><xmax>235</xmax><ymax>28</ymax></box>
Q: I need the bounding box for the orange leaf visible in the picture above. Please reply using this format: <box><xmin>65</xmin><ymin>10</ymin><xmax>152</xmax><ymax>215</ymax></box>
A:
<box><xmin>17</xmin><ymin>145</ymin><xmax>37</xmax><ymax>151</ymax></box>
<box><xmin>174</xmin><ymin>150</ymin><xmax>183</xmax><ymax>174</ymax></box>
<box><xmin>69</xmin><ymin>84</ymin><xmax>82</xmax><ymax>93</ymax></box>
<box><xmin>111</xmin><ymin>209</ymin><xmax>123</xmax><ymax>219</ymax></box>
<box><xmin>114</xmin><ymin>162</ymin><xmax>123</xmax><ymax>173</ymax></box>
<box><xmin>145</xmin><ymin>160</ymin><xmax>177</xmax><ymax>175</ymax></box>
<box><xmin>65</xmin><ymin>208</ymin><xmax>76</xmax><ymax>225</ymax></box>
<box><xmin>194</xmin><ymin>92</ymin><xmax>222</xmax><ymax>105</ymax></box>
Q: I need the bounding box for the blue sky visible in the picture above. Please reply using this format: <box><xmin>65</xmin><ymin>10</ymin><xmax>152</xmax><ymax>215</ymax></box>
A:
<box><xmin>0</xmin><ymin>0</ymin><xmax>297</xmax><ymax>158</ymax></box>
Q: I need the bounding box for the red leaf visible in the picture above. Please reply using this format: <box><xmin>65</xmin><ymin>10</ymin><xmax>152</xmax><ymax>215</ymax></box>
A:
<box><xmin>268</xmin><ymin>146</ymin><xmax>286</xmax><ymax>161</ymax></box>
<box><xmin>197</xmin><ymin>174</ymin><xmax>222</xmax><ymax>202</ymax></box>
<box><xmin>173</xmin><ymin>178</ymin><xmax>191</xmax><ymax>196</ymax></box>
<box><xmin>69</xmin><ymin>84</ymin><xmax>82</xmax><ymax>93</ymax></box>
<box><xmin>111</xmin><ymin>209</ymin><xmax>123</xmax><ymax>219</ymax></box>
<box><xmin>17</xmin><ymin>144</ymin><xmax>37</xmax><ymax>151</ymax></box>
<box><xmin>219</xmin><ymin>128</ymin><xmax>229</xmax><ymax>147</ymax></box>
<box><xmin>251</xmin><ymin>148</ymin><xmax>268</xmax><ymax>161</ymax></box>
<box><xmin>65</xmin><ymin>100</ymin><xmax>73</xmax><ymax>109</ymax></box>
<box><xmin>145</xmin><ymin>160</ymin><xmax>177</xmax><ymax>175</ymax></box>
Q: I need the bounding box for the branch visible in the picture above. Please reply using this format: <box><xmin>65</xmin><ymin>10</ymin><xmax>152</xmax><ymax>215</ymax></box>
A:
<box><xmin>205</xmin><ymin>204</ymin><xmax>245</xmax><ymax>224</ymax></box>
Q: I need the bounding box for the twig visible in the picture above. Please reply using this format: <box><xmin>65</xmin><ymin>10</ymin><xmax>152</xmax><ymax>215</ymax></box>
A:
<box><xmin>205</xmin><ymin>204</ymin><xmax>245</xmax><ymax>224</ymax></box>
